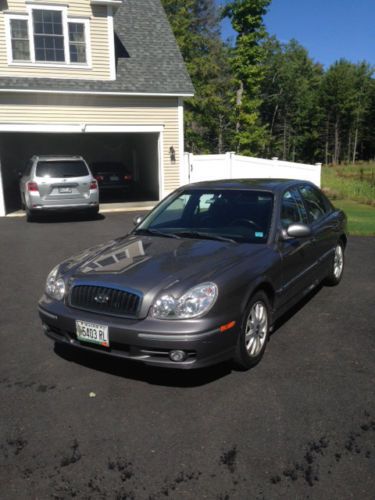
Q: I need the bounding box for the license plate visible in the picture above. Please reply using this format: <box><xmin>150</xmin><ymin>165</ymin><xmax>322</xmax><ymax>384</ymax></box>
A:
<box><xmin>76</xmin><ymin>320</ymin><xmax>109</xmax><ymax>347</ymax></box>
<box><xmin>110</xmin><ymin>175</ymin><xmax>119</xmax><ymax>181</ymax></box>
<box><xmin>59</xmin><ymin>187</ymin><xmax>72</xmax><ymax>193</ymax></box>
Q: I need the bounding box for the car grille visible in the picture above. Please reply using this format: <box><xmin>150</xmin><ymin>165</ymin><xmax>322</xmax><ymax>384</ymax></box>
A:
<box><xmin>69</xmin><ymin>285</ymin><xmax>141</xmax><ymax>317</ymax></box>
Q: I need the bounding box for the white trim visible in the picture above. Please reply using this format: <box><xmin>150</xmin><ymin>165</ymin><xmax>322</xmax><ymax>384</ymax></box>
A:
<box><xmin>62</xmin><ymin>7</ymin><xmax>70</xmax><ymax>63</ymax></box>
<box><xmin>0</xmin><ymin>124</ymin><xmax>84</xmax><ymax>132</ymax></box>
<box><xmin>8</xmin><ymin>62</ymin><xmax>91</xmax><ymax>70</ymax></box>
<box><xmin>25</xmin><ymin>1</ymin><xmax>69</xmax><ymax>5</ymax></box>
<box><xmin>158</xmin><ymin>129</ymin><xmax>164</xmax><ymax>200</ymax></box>
<box><xmin>107</xmin><ymin>6</ymin><xmax>116</xmax><ymax>80</ymax></box>
<box><xmin>84</xmin><ymin>125</ymin><xmax>164</xmax><ymax>133</ymax></box>
<box><xmin>90</xmin><ymin>0</ymin><xmax>122</xmax><ymax>6</ymax></box>
<box><xmin>0</xmin><ymin>124</ymin><xmax>165</xmax><ymax>133</ymax></box>
<box><xmin>0</xmin><ymin>160</ymin><xmax>5</xmax><ymax>217</ymax></box>
<box><xmin>178</xmin><ymin>97</ymin><xmax>185</xmax><ymax>186</ymax></box>
<box><xmin>0</xmin><ymin>88</ymin><xmax>194</xmax><ymax>97</ymax></box>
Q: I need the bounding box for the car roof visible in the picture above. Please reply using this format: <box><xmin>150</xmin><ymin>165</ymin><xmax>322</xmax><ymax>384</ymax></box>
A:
<box><xmin>182</xmin><ymin>178</ymin><xmax>313</xmax><ymax>193</ymax></box>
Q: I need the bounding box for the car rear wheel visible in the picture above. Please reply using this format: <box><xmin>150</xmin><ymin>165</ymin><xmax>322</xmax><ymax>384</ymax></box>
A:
<box><xmin>324</xmin><ymin>242</ymin><xmax>345</xmax><ymax>286</ymax></box>
<box><xmin>234</xmin><ymin>291</ymin><xmax>270</xmax><ymax>370</ymax></box>
<box><xmin>88</xmin><ymin>206</ymin><xmax>99</xmax><ymax>219</ymax></box>
<box><xmin>26</xmin><ymin>208</ymin><xmax>35</xmax><ymax>222</ymax></box>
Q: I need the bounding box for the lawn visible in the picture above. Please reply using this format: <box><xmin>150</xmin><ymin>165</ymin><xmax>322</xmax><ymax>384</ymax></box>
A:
<box><xmin>321</xmin><ymin>162</ymin><xmax>375</xmax><ymax>236</ymax></box>
<box><xmin>331</xmin><ymin>199</ymin><xmax>375</xmax><ymax>236</ymax></box>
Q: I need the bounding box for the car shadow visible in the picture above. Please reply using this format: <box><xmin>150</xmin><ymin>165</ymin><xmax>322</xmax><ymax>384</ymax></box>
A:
<box><xmin>270</xmin><ymin>284</ymin><xmax>323</xmax><ymax>335</ymax></box>
<box><xmin>31</xmin><ymin>212</ymin><xmax>105</xmax><ymax>224</ymax></box>
<box><xmin>54</xmin><ymin>343</ymin><xmax>233</xmax><ymax>387</ymax></box>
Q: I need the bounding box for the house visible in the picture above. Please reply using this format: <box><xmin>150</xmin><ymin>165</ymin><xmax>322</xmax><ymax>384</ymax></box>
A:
<box><xmin>0</xmin><ymin>0</ymin><xmax>194</xmax><ymax>215</ymax></box>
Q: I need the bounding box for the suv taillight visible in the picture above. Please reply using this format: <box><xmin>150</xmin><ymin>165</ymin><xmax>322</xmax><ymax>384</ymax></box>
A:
<box><xmin>27</xmin><ymin>182</ymin><xmax>39</xmax><ymax>192</ymax></box>
<box><xmin>90</xmin><ymin>180</ymin><xmax>98</xmax><ymax>190</ymax></box>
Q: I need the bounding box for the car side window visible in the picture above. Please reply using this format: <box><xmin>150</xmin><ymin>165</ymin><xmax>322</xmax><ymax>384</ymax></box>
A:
<box><xmin>299</xmin><ymin>185</ymin><xmax>329</xmax><ymax>222</ymax></box>
<box><xmin>280</xmin><ymin>190</ymin><xmax>308</xmax><ymax>228</ymax></box>
<box><xmin>24</xmin><ymin>159</ymin><xmax>33</xmax><ymax>177</ymax></box>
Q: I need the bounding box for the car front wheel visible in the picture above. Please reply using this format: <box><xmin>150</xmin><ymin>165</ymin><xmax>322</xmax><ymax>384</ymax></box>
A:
<box><xmin>325</xmin><ymin>242</ymin><xmax>345</xmax><ymax>286</ymax></box>
<box><xmin>234</xmin><ymin>291</ymin><xmax>270</xmax><ymax>370</ymax></box>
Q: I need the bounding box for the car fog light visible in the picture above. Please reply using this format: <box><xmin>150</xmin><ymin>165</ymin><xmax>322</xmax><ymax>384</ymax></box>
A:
<box><xmin>169</xmin><ymin>350</ymin><xmax>187</xmax><ymax>362</ymax></box>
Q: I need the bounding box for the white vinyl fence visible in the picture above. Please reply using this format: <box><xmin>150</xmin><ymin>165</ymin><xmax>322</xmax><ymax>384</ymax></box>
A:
<box><xmin>182</xmin><ymin>152</ymin><xmax>321</xmax><ymax>187</ymax></box>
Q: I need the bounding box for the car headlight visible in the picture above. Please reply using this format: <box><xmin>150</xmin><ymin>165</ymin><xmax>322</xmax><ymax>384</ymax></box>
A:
<box><xmin>45</xmin><ymin>265</ymin><xmax>66</xmax><ymax>301</ymax></box>
<box><xmin>151</xmin><ymin>282</ymin><xmax>218</xmax><ymax>319</ymax></box>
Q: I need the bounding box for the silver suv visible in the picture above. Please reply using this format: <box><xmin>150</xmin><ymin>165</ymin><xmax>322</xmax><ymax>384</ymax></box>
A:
<box><xmin>20</xmin><ymin>155</ymin><xmax>99</xmax><ymax>221</ymax></box>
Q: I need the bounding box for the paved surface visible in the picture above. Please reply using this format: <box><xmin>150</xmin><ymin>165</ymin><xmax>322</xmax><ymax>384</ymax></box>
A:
<box><xmin>0</xmin><ymin>213</ymin><xmax>374</xmax><ymax>500</ymax></box>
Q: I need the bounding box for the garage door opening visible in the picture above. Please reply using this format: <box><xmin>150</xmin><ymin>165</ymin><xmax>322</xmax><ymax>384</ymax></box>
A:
<box><xmin>0</xmin><ymin>131</ymin><xmax>160</xmax><ymax>214</ymax></box>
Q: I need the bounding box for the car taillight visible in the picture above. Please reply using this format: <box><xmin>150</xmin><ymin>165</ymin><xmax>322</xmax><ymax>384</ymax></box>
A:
<box><xmin>27</xmin><ymin>182</ymin><xmax>39</xmax><ymax>192</ymax></box>
<box><xmin>124</xmin><ymin>175</ymin><xmax>132</xmax><ymax>181</ymax></box>
<box><xmin>90</xmin><ymin>180</ymin><xmax>98</xmax><ymax>190</ymax></box>
<box><xmin>95</xmin><ymin>175</ymin><xmax>104</xmax><ymax>182</ymax></box>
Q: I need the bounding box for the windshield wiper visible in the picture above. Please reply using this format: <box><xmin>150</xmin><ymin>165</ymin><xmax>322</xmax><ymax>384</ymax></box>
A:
<box><xmin>176</xmin><ymin>231</ymin><xmax>237</xmax><ymax>244</ymax></box>
<box><xmin>134</xmin><ymin>228</ymin><xmax>181</xmax><ymax>239</ymax></box>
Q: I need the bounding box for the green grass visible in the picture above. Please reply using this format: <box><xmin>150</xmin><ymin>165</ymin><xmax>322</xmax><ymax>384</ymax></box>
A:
<box><xmin>321</xmin><ymin>162</ymin><xmax>375</xmax><ymax>236</ymax></box>
<box><xmin>331</xmin><ymin>200</ymin><xmax>375</xmax><ymax>236</ymax></box>
<box><xmin>322</xmin><ymin>162</ymin><xmax>375</xmax><ymax>206</ymax></box>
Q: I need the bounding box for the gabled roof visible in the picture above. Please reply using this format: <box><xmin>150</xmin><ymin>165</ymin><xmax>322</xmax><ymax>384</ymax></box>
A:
<box><xmin>0</xmin><ymin>0</ymin><xmax>194</xmax><ymax>96</ymax></box>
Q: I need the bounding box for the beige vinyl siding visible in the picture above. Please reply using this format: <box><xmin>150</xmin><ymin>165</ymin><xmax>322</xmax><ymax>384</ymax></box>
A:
<box><xmin>0</xmin><ymin>94</ymin><xmax>182</xmax><ymax>192</ymax></box>
<box><xmin>0</xmin><ymin>3</ymin><xmax>111</xmax><ymax>80</ymax></box>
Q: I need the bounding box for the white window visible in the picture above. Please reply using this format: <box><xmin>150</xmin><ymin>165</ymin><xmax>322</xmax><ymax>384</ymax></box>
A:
<box><xmin>33</xmin><ymin>9</ymin><xmax>65</xmax><ymax>62</ymax></box>
<box><xmin>68</xmin><ymin>22</ymin><xmax>87</xmax><ymax>63</ymax></box>
<box><xmin>10</xmin><ymin>18</ymin><xmax>31</xmax><ymax>61</ymax></box>
<box><xmin>5</xmin><ymin>6</ymin><xmax>90</xmax><ymax>67</ymax></box>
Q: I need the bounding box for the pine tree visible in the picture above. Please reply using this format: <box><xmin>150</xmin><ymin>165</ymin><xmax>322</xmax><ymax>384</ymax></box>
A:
<box><xmin>222</xmin><ymin>0</ymin><xmax>271</xmax><ymax>156</ymax></box>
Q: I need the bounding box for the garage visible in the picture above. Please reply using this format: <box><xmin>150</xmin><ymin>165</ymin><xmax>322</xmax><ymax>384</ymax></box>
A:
<box><xmin>0</xmin><ymin>127</ymin><xmax>161</xmax><ymax>214</ymax></box>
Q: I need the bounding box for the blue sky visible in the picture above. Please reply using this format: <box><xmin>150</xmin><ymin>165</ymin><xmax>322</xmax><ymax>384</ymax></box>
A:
<box><xmin>220</xmin><ymin>0</ymin><xmax>375</xmax><ymax>68</ymax></box>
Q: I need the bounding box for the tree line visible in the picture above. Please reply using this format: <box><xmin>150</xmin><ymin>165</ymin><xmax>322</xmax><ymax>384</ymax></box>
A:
<box><xmin>161</xmin><ymin>0</ymin><xmax>375</xmax><ymax>164</ymax></box>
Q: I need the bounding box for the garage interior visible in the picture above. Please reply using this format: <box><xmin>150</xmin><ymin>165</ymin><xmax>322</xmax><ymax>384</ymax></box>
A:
<box><xmin>0</xmin><ymin>132</ymin><xmax>160</xmax><ymax>214</ymax></box>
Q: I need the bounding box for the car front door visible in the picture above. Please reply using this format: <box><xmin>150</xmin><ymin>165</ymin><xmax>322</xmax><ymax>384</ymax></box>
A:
<box><xmin>277</xmin><ymin>188</ymin><xmax>318</xmax><ymax>309</ymax></box>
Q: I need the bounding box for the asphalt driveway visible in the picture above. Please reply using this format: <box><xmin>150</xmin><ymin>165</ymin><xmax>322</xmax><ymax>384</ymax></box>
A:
<box><xmin>0</xmin><ymin>213</ymin><xmax>374</xmax><ymax>499</ymax></box>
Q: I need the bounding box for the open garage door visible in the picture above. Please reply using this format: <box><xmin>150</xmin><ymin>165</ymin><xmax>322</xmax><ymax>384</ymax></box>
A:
<box><xmin>0</xmin><ymin>130</ymin><xmax>161</xmax><ymax>214</ymax></box>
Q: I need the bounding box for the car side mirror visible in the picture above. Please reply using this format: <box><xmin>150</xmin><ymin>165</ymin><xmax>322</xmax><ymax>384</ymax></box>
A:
<box><xmin>283</xmin><ymin>223</ymin><xmax>312</xmax><ymax>239</ymax></box>
<box><xmin>18</xmin><ymin>171</ymin><xmax>23</xmax><ymax>179</ymax></box>
<box><xmin>133</xmin><ymin>215</ymin><xmax>144</xmax><ymax>226</ymax></box>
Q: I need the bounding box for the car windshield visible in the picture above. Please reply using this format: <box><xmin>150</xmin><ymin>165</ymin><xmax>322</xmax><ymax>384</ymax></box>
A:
<box><xmin>36</xmin><ymin>161</ymin><xmax>89</xmax><ymax>178</ymax></box>
<box><xmin>135</xmin><ymin>189</ymin><xmax>274</xmax><ymax>243</ymax></box>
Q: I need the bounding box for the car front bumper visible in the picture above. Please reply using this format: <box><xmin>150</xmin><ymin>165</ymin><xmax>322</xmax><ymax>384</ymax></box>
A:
<box><xmin>38</xmin><ymin>297</ymin><xmax>239</xmax><ymax>369</ymax></box>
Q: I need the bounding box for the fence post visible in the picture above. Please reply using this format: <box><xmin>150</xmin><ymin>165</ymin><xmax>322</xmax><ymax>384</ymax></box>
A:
<box><xmin>315</xmin><ymin>163</ymin><xmax>322</xmax><ymax>187</ymax></box>
<box><xmin>226</xmin><ymin>151</ymin><xmax>235</xmax><ymax>178</ymax></box>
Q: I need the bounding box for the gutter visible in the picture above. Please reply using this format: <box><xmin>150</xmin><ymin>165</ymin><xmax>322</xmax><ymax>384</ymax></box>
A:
<box><xmin>0</xmin><ymin>88</ymin><xmax>194</xmax><ymax>98</ymax></box>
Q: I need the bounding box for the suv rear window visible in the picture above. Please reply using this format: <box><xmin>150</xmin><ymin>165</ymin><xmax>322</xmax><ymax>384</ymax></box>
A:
<box><xmin>36</xmin><ymin>161</ymin><xmax>89</xmax><ymax>178</ymax></box>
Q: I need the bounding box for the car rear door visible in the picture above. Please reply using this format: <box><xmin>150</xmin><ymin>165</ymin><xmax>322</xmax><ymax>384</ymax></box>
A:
<box><xmin>298</xmin><ymin>184</ymin><xmax>337</xmax><ymax>280</ymax></box>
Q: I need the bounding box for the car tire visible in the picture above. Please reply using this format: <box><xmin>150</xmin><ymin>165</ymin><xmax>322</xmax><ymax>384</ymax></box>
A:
<box><xmin>324</xmin><ymin>241</ymin><xmax>345</xmax><ymax>286</ymax></box>
<box><xmin>233</xmin><ymin>291</ymin><xmax>270</xmax><ymax>370</ymax></box>
<box><xmin>26</xmin><ymin>208</ymin><xmax>35</xmax><ymax>222</ymax></box>
<box><xmin>88</xmin><ymin>206</ymin><xmax>99</xmax><ymax>219</ymax></box>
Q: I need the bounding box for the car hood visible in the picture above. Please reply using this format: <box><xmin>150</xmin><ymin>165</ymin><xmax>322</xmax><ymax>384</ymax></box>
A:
<box><xmin>59</xmin><ymin>235</ymin><xmax>264</xmax><ymax>315</ymax></box>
